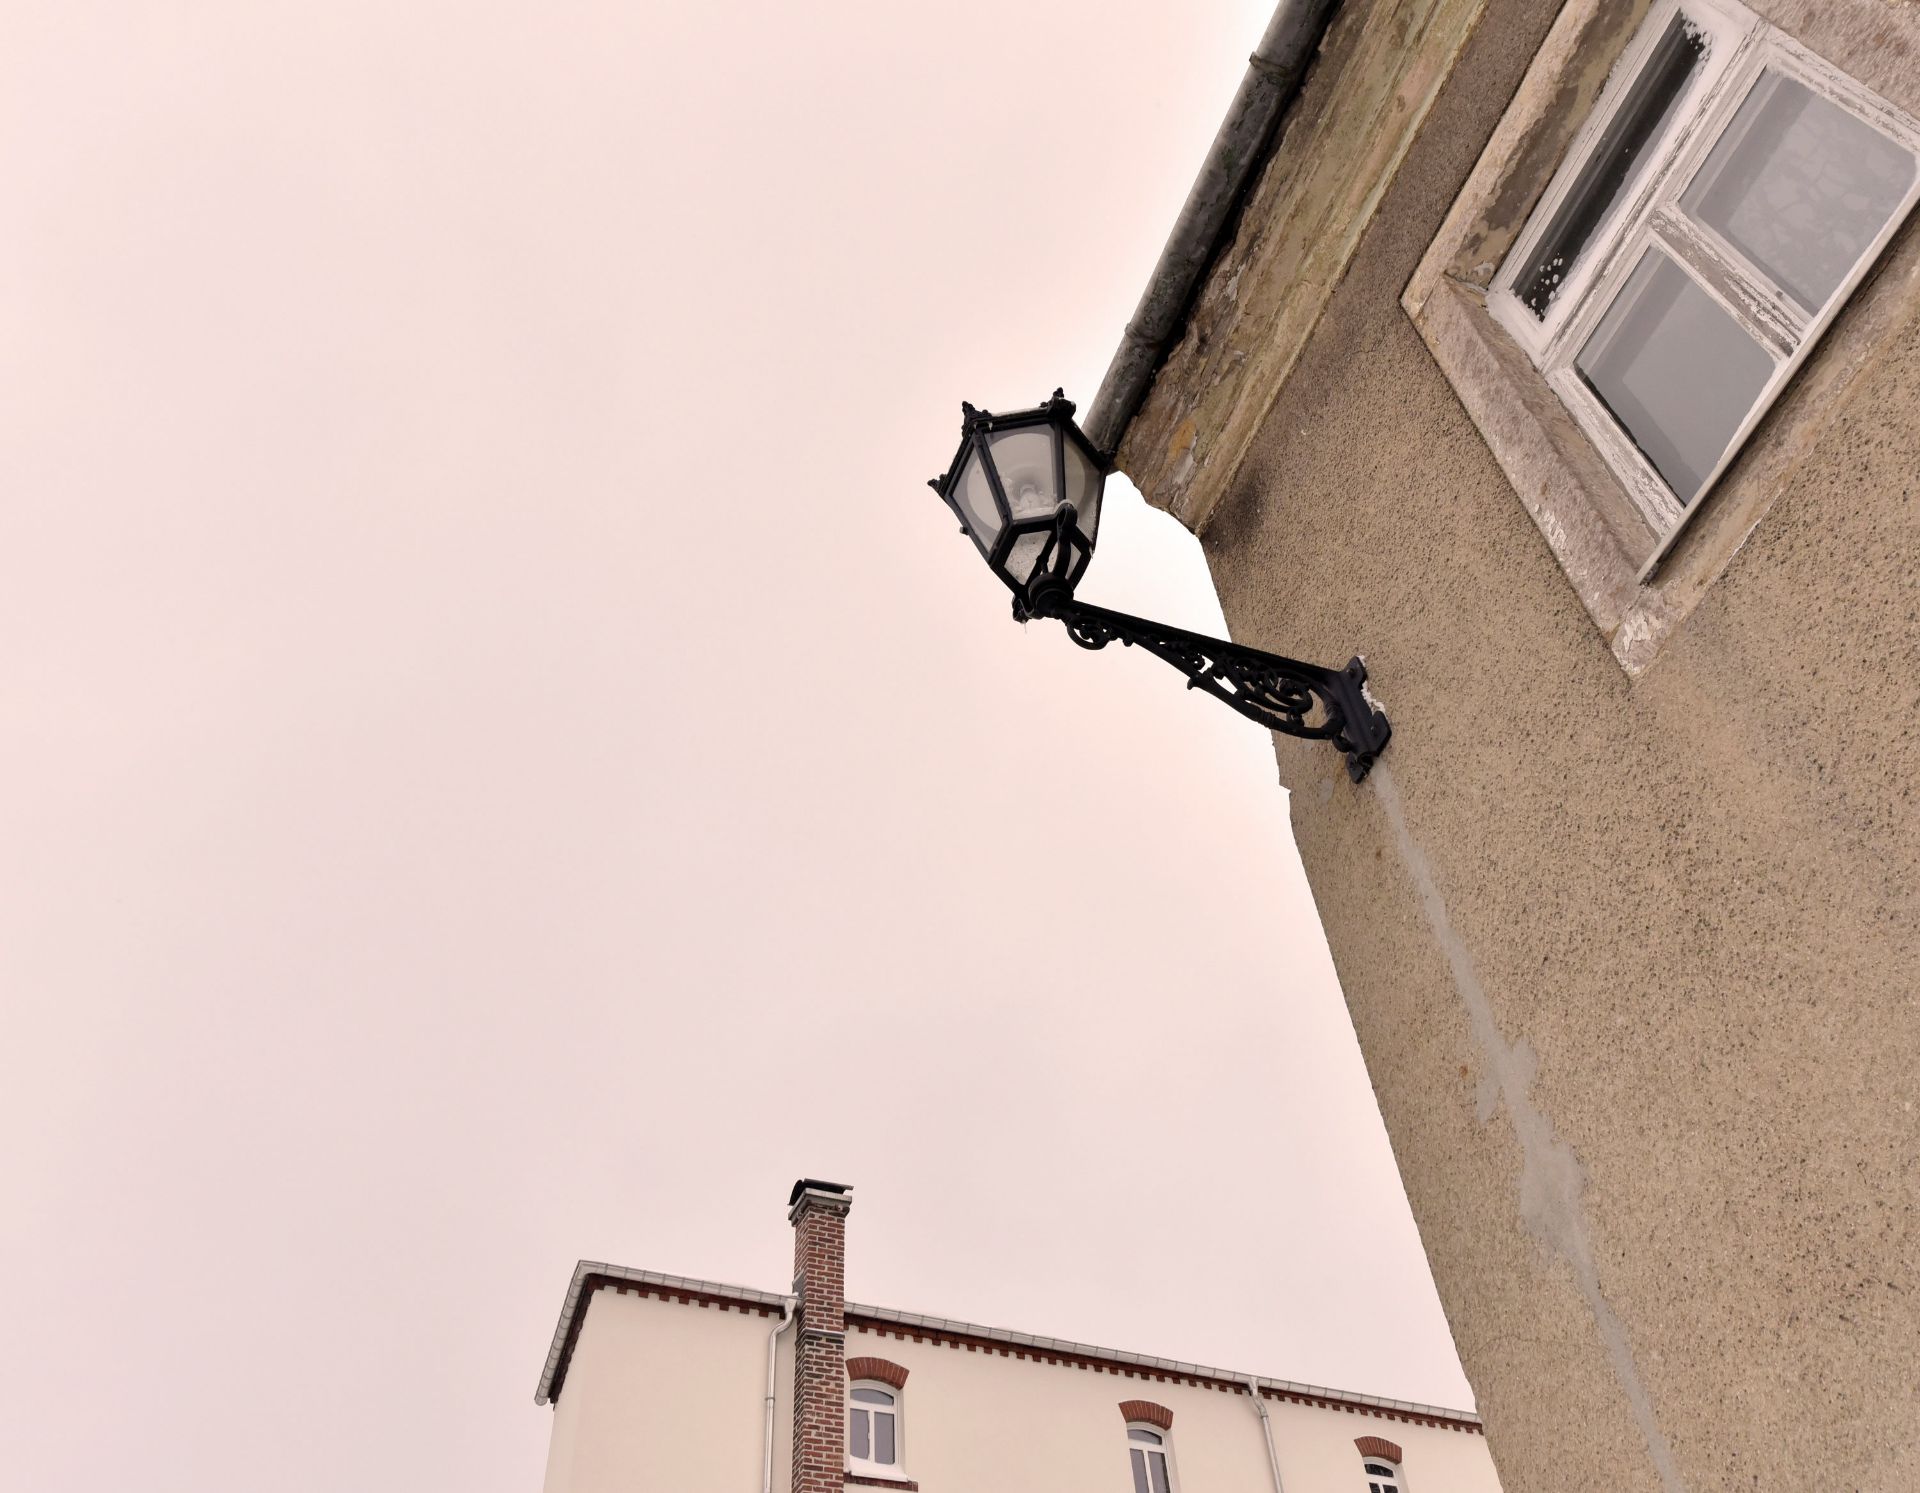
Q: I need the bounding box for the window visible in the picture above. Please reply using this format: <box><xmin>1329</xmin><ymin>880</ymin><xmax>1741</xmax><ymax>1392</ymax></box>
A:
<box><xmin>1489</xmin><ymin>0</ymin><xmax>1920</xmax><ymax>571</ymax></box>
<box><xmin>847</xmin><ymin>1383</ymin><xmax>899</xmax><ymax>1472</ymax></box>
<box><xmin>1362</xmin><ymin>1459</ymin><xmax>1403</xmax><ymax>1493</ymax></box>
<box><xmin>1126</xmin><ymin>1425</ymin><xmax>1174</xmax><ymax>1493</ymax></box>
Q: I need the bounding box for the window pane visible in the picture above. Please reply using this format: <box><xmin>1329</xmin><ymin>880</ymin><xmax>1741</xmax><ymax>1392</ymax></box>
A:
<box><xmin>1514</xmin><ymin>12</ymin><xmax>1707</xmax><ymax>318</ymax></box>
<box><xmin>874</xmin><ymin>1412</ymin><xmax>895</xmax><ymax>1465</ymax></box>
<box><xmin>849</xmin><ymin>1408</ymin><xmax>868</xmax><ymax>1461</ymax></box>
<box><xmin>1148</xmin><ymin>1449</ymin><xmax>1172</xmax><ymax>1493</ymax></box>
<box><xmin>1682</xmin><ymin>71</ymin><xmax>1917</xmax><ymax>311</ymax></box>
<box><xmin>1128</xmin><ymin>1428</ymin><xmax>1162</xmax><ymax>1444</ymax></box>
<box><xmin>1575</xmin><ymin>249</ymin><xmax>1773</xmax><ymax>501</ymax></box>
<box><xmin>851</xmin><ymin>1388</ymin><xmax>894</xmax><ymax>1405</ymax></box>
<box><xmin>1130</xmin><ymin>1448</ymin><xmax>1151</xmax><ymax>1493</ymax></box>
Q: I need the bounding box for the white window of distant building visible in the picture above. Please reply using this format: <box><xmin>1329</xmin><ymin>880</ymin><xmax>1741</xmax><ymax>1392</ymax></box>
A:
<box><xmin>1488</xmin><ymin>0</ymin><xmax>1920</xmax><ymax>571</ymax></box>
<box><xmin>1126</xmin><ymin>1425</ymin><xmax>1175</xmax><ymax>1493</ymax></box>
<box><xmin>847</xmin><ymin>1382</ymin><xmax>900</xmax><ymax>1472</ymax></box>
<box><xmin>1362</xmin><ymin>1459</ymin><xmax>1403</xmax><ymax>1493</ymax></box>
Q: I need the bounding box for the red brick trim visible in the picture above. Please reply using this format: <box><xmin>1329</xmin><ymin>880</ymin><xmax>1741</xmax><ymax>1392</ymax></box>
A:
<box><xmin>844</xmin><ymin>1476</ymin><xmax>918</xmax><ymax>1491</ymax></box>
<box><xmin>1118</xmin><ymin>1399</ymin><xmax>1175</xmax><ymax>1430</ymax></box>
<box><xmin>792</xmin><ymin>1192</ymin><xmax>854</xmax><ymax>1493</ymax></box>
<box><xmin>844</xmin><ymin>1316</ymin><xmax>1484</xmax><ymax>1435</ymax></box>
<box><xmin>846</xmin><ymin>1356</ymin><xmax>909</xmax><ymax>1389</ymax></box>
<box><xmin>601</xmin><ymin>1278</ymin><xmax>781</xmax><ymax>1316</ymax></box>
<box><xmin>1356</xmin><ymin>1435</ymin><xmax>1404</xmax><ymax>1463</ymax></box>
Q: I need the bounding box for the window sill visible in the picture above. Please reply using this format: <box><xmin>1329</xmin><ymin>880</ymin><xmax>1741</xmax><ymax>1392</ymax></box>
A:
<box><xmin>1404</xmin><ymin>0</ymin><xmax>1920</xmax><ymax>675</ymax></box>
<box><xmin>845</xmin><ymin>1473</ymin><xmax>918</xmax><ymax>1491</ymax></box>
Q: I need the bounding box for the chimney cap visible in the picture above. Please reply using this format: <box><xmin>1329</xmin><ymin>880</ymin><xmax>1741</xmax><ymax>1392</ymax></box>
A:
<box><xmin>788</xmin><ymin>1177</ymin><xmax>853</xmax><ymax>1207</ymax></box>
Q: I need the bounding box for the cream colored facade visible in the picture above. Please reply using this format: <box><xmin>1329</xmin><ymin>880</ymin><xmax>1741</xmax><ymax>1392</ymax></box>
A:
<box><xmin>539</xmin><ymin>1273</ymin><xmax>1502</xmax><ymax>1493</ymax></box>
<box><xmin>544</xmin><ymin>1283</ymin><xmax>773</xmax><ymax>1493</ymax></box>
<box><xmin>1091</xmin><ymin>0</ymin><xmax>1920</xmax><ymax>1488</ymax></box>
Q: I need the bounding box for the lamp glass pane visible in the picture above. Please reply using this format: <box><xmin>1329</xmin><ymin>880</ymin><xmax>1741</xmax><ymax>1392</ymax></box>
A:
<box><xmin>998</xmin><ymin>530</ymin><xmax>1049</xmax><ymax>589</ymax></box>
<box><xmin>1574</xmin><ymin>248</ymin><xmax>1773</xmax><ymax>502</ymax></box>
<box><xmin>1061</xmin><ymin>534</ymin><xmax>1088</xmax><ymax>587</ymax></box>
<box><xmin>1681</xmin><ymin>70</ymin><xmax>1917</xmax><ymax>313</ymax></box>
<box><xmin>1064</xmin><ymin>436</ymin><xmax>1103</xmax><ymax>545</ymax></box>
<box><xmin>987</xmin><ymin>426</ymin><xmax>1060</xmax><ymax>522</ymax></box>
<box><xmin>948</xmin><ymin>446</ymin><xmax>1002</xmax><ymax>551</ymax></box>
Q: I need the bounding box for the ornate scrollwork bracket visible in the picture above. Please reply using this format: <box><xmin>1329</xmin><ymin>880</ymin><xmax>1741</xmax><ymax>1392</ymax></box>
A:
<box><xmin>1017</xmin><ymin>588</ymin><xmax>1391</xmax><ymax>782</ymax></box>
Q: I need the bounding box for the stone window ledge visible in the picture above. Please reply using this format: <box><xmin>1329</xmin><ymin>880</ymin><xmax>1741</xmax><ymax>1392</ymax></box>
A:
<box><xmin>845</xmin><ymin>1474</ymin><xmax>918</xmax><ymax>1491</ymax></box>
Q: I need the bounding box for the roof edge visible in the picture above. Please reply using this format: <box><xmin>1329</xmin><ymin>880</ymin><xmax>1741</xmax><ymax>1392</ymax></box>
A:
<box><xmin>533</xmin><ymin>1262</ymin><xmax>792</xmax><ymax>1405</ymax></box>
<box><xmin>847</xmin><ymin>1304</ymin><xmax>1481</xmax><ymax>1430</ymax></box>
<box><xmin>1083</xmin><ymin>0</ymin><xmax>1341</xmax><ymax>458</ymax></box>
<box><xmin>533</xmin><ymin>1264</ymin><xmax>1480</xmax><ymax>1431</ymax></box>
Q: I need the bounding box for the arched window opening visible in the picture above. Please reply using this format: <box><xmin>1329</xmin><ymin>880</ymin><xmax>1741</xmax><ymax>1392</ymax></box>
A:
<box><xmin>848</xmin><ymin>1382</ymin><xmax>900</xmax><ymax>1471</ymax></box>
<box><xmin>1127</xmin><ymin>1425</ymin><xmax>1174</xmax><ymax>1493</ymax></box>
<box><xmin>1363</xmin><ymin>1458</ymin><xmax>1403</xmax><ymax>1493</ymax></box>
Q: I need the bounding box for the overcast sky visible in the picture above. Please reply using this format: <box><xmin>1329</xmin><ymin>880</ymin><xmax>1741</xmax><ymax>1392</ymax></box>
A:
<box><xmin>0</xmin><ymin>4</ymin><xmax>1474</xmax><ymax>1491</ymax></box>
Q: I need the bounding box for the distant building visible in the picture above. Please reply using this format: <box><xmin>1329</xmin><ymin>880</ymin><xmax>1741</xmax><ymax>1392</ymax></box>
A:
<box><xmin>534</xmin><ymin>1181</ymin><xmax>1501</xmax><ymax>1493</ymax></box>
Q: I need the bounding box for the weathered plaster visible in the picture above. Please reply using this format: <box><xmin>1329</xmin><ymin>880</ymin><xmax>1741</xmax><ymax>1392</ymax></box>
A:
<box><xmin>1370</xmin><ymin>764</ymin><xmax>1685</xmax><ymax>1492</ymax></box>
<box><xmin>1117</xmin><ymin>0</ymin><xmax>1920</xmax><ymax>1487</ymax></box>
<box><xmin>1117</xmin><ymin>0</ymin><xmax>1489</xmax><ymax>534</ymax></box>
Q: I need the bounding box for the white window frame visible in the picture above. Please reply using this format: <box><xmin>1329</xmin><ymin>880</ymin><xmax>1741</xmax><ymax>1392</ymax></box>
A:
<box><xmin>1125</xmin><ymin>1422</ymin><xmax>1177</xmax><ymax>1493</ymax></box>
<box><xmin>846</xmin><ymin>1380</ymin><xmax>902</xmax><ymax>1476</ymax></box>
<box><xmin>1361</xmin><ymin>1456</ymin><xmax>1405</xmax><ymax>1493</ymax></box>
<box><xmin>1489</xmin><ymin>0</ymin><xmax>1920</xmax><ymax>576</ymax></box>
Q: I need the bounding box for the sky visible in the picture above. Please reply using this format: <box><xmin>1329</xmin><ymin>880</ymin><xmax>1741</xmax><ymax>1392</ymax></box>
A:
<box><xmin>0</xmin><ymin>4</ymin><xmax>1474</xmax><ymax>1491</ymax></box>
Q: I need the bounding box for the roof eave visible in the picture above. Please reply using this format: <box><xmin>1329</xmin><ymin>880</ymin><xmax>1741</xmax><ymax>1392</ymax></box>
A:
<box><xmin>534</xmin><ymin>1266</ymin><xmax>1481</xmax><ymax>1431</ymax></box>
<box><xmin>1083</xmin><ymin>0</ymin><xmax>1341</xmax><ymax>459</ymax></box>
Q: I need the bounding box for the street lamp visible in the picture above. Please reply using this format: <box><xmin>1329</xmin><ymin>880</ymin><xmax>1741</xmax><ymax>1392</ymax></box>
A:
<box><xmin>928</xmin><ymin>390</ymin><xmax>1390</xmax><ymax>783</ymax></box>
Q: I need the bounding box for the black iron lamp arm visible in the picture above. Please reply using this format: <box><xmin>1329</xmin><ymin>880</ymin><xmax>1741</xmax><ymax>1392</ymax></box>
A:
<box><xmin>1018</xmin><ymin>589</ymin><xmax>1392</xmax><ymax>783</ymax></box>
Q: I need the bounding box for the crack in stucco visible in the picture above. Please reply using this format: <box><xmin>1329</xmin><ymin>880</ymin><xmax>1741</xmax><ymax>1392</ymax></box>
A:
<box><xmin>1368</xmin><ymin>763</ymin><xmax>1687</xmax><ymax>1493</ymax></box>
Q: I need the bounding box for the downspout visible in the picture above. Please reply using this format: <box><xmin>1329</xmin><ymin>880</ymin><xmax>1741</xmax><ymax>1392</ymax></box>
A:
<box><xmin>762</xmin><ymin>1297</ymin><xmax>797</xmax><ymax>1493</ymax></box>
<box><xmin>1247</xmin><ymin>1378</ymin><xmax>1288</xmax><ymax>1493</ymax></box>
<box><xmin>1083</xmin><ymin>0</ymin><xmax>1341</xmax><ymax>458</ymax></box>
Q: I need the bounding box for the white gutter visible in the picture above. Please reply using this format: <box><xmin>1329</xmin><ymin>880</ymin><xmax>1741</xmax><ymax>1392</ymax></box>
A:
<box><xmin>762</xmin><ymin>1297</ymin><xmax>797</xmax><ymax>1493</ymax></box>
<box><xmin>1247</xmin><ymin>1377</ymin><xmax>1288</xmax><ymax>1493</ymax></box>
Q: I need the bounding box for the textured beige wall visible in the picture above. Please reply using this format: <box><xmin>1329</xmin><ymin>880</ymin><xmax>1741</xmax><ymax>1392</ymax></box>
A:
<box><xmin>1118</xmin><ymin>1</ymin><xmax>1920</xmax><ymax>1489</ymax></box>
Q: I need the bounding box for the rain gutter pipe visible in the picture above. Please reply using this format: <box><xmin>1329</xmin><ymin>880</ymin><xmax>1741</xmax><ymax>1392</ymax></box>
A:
<box><xmin>1248</xmin><ymin>1377</ymin><xmax>1289</xmax><ymax>1493</ymax></box>
<box><xmin>1083</xmin><ymin>0</ymin><xmax>1341</xmax><ymax>458</ymax></box>
<box><xmin>762</xmin><ymin>1297</ymin><xmax>796</xmax><ymax>1493</ymax></box>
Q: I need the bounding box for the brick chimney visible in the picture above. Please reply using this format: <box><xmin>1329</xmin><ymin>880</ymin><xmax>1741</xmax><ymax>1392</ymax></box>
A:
<box><xmin>788</xmin><ymin>1179</ymin><xmax>853</xmax><ymax>1493</ymax></box>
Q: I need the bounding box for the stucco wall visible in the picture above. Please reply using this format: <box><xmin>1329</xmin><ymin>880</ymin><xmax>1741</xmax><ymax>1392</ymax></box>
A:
<box><xmin>1117</xmin><ymin>1</ymin><xmax>1920</xmax><ymax>1489</ymax></box>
